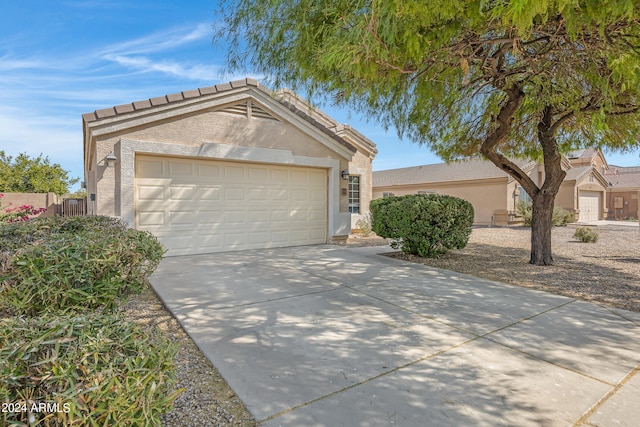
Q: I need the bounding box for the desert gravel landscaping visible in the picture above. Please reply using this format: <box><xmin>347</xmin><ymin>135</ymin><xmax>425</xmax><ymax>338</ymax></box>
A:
<box><xmin>389</xmin><ymin>224</ymin><xmax>640</xmax><ymax>313</ymax></box>
<box><xmin>123</xmin><ymin>224</ymin><xmax>639</xmax><ymax>425</ymax></box>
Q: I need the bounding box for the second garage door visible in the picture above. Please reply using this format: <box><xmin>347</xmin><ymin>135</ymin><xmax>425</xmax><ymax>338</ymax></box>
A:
<box><xmin>135</xmin><ymin>155</ymin><xmax>327</xmax><ymax>255</ymax></box>
<box><xmin>578</xmin><ymin>191</ymin><xmax>600</xmax><ymax>222</ymax></box>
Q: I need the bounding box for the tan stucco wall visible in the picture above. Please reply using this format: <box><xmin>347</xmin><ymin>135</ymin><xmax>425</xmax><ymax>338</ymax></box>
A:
<box><xmin>372</xmin><ymin>178</ymin><xmax>508</xmax><ymax>225</ymax></box>
<box><xmin>347</xmin><ymin>149</ymin><xmax>374</xmax><ymax>228</ymax></box>
<box><xmin>121</xmin><ymin>110</ymin><xmax>341</xmax><ymax>159</ymax></box>
<box><xmin>0</xmin><ymin>192</ymin><xmax>59</xmax><ymax>218</ymax></box>
<box><xmin>606</xmin><ymin>189</ymin><xmax>638</xmax><ymax>219</ymax></box>
<box><xmin>556</xmin><ymin>182</ymin><xmax>577</xmax><ymax>213</ymax></box>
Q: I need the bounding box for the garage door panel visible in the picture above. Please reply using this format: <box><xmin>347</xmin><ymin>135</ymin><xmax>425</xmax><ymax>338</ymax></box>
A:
<box><xmin>168</xmin><ymin>161</ymin><xmax>194</xmax><ymax>176</ymax></box>
<box><xmin>197</xmin><ymin>210</ymin><xmax>222</xmax><ymax>224</ymax></box>
<box><xmin>138</xmin><ymin>185</ymin><xmax>165</xmax><ymax>200</ymax></box>
<box><xmin>138</xmin><ymin>211</ymin><xmax>164</xmax><ymax>227</ymax></box>
<box><xmin>309</xmin><ymin>209</ymin><xmax>326</xmax><ymax>221</ymax></box>
<box><xmin>247</xmin><ymin>188</ymin><xmax>268</xmax><ymax>200</ymax></box>
<box><xmin>169</xmin><ymin>185</ymin><xmax>196</xmax><ymax>200</ymax></box>
<box><xmin>198</xmin><ymin>164</ymin><xmax>220</xmax><ymax>178</ymax></box>
<box><xmin>292</xmin><ymin>190</ymin><xmax>309</xmax><ymax>201</ymax></box>
<box><xmin>224</xmin><ymin>188</ymin><xmax>245</xmax><ymax>200</ymax></box>
<box><xmin>310</xmin><ymin>189</ymin><xmax>326</xmax><ymax>202</ymax></box>
<box><xmin>223</xmin><ymin>211</ymin><xmax>246</xmax><ymax>223</ymax></box>
<box><xmin>168</xmin><ymin>211</ymin><xmax>194</xmax><ymax>225</ymax></box>
<box><xmin>198</xmin><ymin>186</ymin><xmax>222</xmax><ymax>200</ymax></box>
<box><xmin>309</xmin><ymin>171</ymin><xmax>326</xmax><ymax>185</ymax></box>
<box><xmin>249</xmin><ymin>231</ymin><xmax>269</xmax><ymax>245</ymax></box>
<box><xmin>270</xmin><ymin>189</ymin><xmax>289</xmax><ymax>201</ymax></box>
<box><xmin>136</xmin><ymin>156</ymin><xmax>327</xmax><ymax>255</ymax></box>
<box><xmin>224</xmin><ymin>165</ymin><xmax>245</xmax><ymax>180</ymax></box>
<box><xmin>137</xmin><ymin>158</ymin><xmax>164</xmax><ymax>177</ymax></box>
<box><xmin>271</xmin><ymin>169</ymin><xmax>289</xmax><ymax>182</ymax></box>
<box><xmin>291</xmin><ymin>229</ymin><xmax>312</xmax><ymax>243</ymax></box>
<box><xmin>248</xmin><ymin>167</ymin><xmax>268</xmax><ymax>180</ymax></box>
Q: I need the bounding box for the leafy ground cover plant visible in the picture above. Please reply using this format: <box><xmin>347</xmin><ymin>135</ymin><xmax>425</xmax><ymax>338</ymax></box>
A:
<box><xmin>0</xmin><ymin>313</ymin><xmax>180</xmax><ymax>426</ymax></box>
<box><xmin>574</xmin><ymin>227</ymin><xmax>599</xmax><ymax>243</ymax></box>
<box><xmin>0</xmin><ymin>215</ymin><xmax>178</xmax><ymax>425</ymax></box>
<box><xmin>371</xmin><ymin>194</ymin><xmax>474</xmax><ymax>257</ymax></box>
<box><xmin>0</xmin><ymin>216</ymin><xmax>165</xmax><ymax>316</ymax></box>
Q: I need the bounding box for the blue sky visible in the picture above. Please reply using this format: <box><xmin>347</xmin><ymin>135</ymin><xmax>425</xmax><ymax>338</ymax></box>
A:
<box><xmin>1</xmin><ymin>1</ymin><xmax>639</xmax><ymax>192</ymax></box>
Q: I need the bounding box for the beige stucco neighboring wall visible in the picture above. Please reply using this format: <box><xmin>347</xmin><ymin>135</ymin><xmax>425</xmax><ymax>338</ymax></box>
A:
<box><xmin>372</xmin><ymin>178</ymin><xmax>509</xmax><ymax>225</ymax></box>
<box><xmin>607</xmin><ymin>188</ymin><xmax>639</xmax><ymax>219</ymax></box>
<box><xmin>0</xmin><ymin>192</ymin><xmax>59</xmax><ymax>218</ymax></box>
<box><xmin>556</xmin><ymin>182</ymin><xmax>578</xmax><ymax>217</ymax></box>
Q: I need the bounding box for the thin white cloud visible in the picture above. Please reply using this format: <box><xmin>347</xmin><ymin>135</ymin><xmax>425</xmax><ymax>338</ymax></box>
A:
<box><xmin>0</xmin><ymin>56</ymin><xmax>44</xmax><ymax>71</ymax></box>
<box><xmin>97</xmin><ymin>23</ymin><xmax>212</xmax><ymax>57</ymax></box>
<box><xmin>104</xmin><ymin>54</ymin><xmax>220</xmax><ymax>81</ymax></box>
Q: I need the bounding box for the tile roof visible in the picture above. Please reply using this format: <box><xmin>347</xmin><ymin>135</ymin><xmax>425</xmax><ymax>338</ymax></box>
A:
<box><xmin>82</xmin><ymin>78</ymin><xmax>376</xmax><ymax>154</ymax></box>
<box><xmin>605</xmin><ymin>172</ymin><xmax>640</xmax><ymax>189</ymax></box>
<box><xmin>567</xmin><ymin>148</ymin><xmax>597</xmax><ymax>160</ymax></box>
<box><xmin>608</xmin><ymin>165</ymin><xmax>640</xmax><ymax>174</ymax></box>
<box><xmin>373</xmin><ymin>158</ymin><xmax>534</xmax><ymax>187</ymax></box>
<box><xmin>564</xmin><ymin>165</ymin><xmax>592</xmax><ymax>181</ymax></box>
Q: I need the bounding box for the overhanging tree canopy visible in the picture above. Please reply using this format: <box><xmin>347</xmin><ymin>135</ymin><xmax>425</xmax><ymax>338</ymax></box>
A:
<box><xmin>216</xmin><ymin>0</ymin><xmax>640</xmax><ymax>265</ymax></box>
<box><xmin>0</xmin><ymin>151</ymin><xmax>78</xmax><ymax>195</ymax></box>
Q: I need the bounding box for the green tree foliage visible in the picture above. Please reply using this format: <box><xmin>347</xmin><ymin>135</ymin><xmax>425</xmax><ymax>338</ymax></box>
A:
<box><xmin>216</xmin><ymin>0</ymin><xmax>640</xmax><ymax>265</ymax></box>
<box><xmin>0</xmin><ymin>151</ymin><xmax>78</xmax><ymax>195</ymax></box>
<box><xmin>370</xmin><ymin>194</ymin><xmax>474</xmax><ymax>257</ymax></box>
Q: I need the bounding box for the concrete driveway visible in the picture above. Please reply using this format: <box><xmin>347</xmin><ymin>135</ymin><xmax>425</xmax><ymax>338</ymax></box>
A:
<box><xmin>150</xmin><ymin>245</ymin><xmax>640</xmax><ymax>426</ymax></box>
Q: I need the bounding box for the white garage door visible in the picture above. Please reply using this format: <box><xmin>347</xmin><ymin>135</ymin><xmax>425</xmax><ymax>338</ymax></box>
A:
<box><xmin>579</xmin><ymin>191</ymin><xmax>600</xmax><ymax>221</ymax></box>
<box><xmin>135</xmin><ymin>156</ymin><xmax>327</xmax><ymax>255</ymax></box>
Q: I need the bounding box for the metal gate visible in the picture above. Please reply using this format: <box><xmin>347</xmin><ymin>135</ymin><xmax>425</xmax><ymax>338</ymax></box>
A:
<box><xmin>60</xmin><ymin>198</ymin><xmax>87</xmax><ymax>216</ymax></box>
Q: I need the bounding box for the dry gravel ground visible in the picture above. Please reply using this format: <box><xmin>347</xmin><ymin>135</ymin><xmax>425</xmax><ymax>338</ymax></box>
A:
<box><xmin>387</xmin><ymin>224</ymin><xmax>640</xmax><ymax>313</ymax></box>
<box><xmin>122</xmin><ymin>224</ymin><xmax>638</xmax><ymax>426</ymax></box>
<box><xmin>121</xmin><ymin>290</ymin><xmax>259</xmax><ymax>427</ymax></box>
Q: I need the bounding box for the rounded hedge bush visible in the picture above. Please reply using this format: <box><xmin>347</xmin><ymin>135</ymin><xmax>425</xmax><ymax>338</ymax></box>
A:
<box><xmin>371</xmin><ymin>194</ymin><xmax>474</xmax><ymax>257</ymax></box>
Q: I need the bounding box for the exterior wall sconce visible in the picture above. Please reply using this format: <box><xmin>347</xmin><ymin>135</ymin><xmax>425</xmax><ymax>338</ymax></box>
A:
<box><xmin>105</xmin><ymin>153</ymin><xmax>117</xmax><ymax>168</ymax></box>
<box><xmin>341</xmin><ymin>170</ymin><xmax>350</xmax><ymax>180</ymax></box>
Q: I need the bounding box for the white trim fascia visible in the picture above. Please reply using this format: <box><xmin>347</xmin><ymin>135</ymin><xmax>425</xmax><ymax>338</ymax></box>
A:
<box><xmin>86</xmin><ymin>88</ymin><xmax>355</xmax><ymax>161</ymax></box>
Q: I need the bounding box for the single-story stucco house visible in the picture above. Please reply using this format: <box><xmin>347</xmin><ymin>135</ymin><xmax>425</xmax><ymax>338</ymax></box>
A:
<box><xmin>83</xmin><ymin>78</ymin><xmax>377</xmax><ymax>256</ymax></box>
<box><xmin>372</xmin><ymin>148</ymin><xmax>638</xmax><ymax>225</ymax></box>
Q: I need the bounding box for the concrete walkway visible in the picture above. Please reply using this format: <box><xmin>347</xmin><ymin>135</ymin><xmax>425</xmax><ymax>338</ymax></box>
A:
<box><xmin>150</xmin><ymin>245</ymin><xmax>640</xmax><ymax>426</ymax></box>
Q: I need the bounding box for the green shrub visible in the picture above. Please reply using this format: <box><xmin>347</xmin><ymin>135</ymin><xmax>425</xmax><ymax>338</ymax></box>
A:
<box><xmin>517</xmin><ymin>202</ymin><xmax>574</xmax><ymax>227</ymax></box>
<box><xmin>0</xmin><ymin>216</ymin><xmax>165</xmax><ymax>316</ymax></box>
<box><xmin>0</xmin><ymin>313</ymin><xmax>181</xmax><ymax>426</ymax></box>
<box><xmin>552</xmin><ymin>206</ymin><xmax>575</xmax><ymax>226</ymax></box>
<box><xmin>574</xmin><ymin>227</ymin><xmax>599</xmax><ymax>243</ymax></box>
<box><xmin>371</xmin><ymin>194</ymin><xmax>474</xmax><ymax>257</ymax></box>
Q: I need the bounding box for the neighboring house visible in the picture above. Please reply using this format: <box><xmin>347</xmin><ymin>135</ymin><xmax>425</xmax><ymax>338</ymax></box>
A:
<box><xmin>605</xmin><ymin>165</ymin><xmax>640</xmax><ymax>220</ymax></box>
<box><xmin>373</xmin><ymin>158</ymin><xmax>539</xmax><ymax>225</ymax></box>
<box><xmin>83</xmin><ymin>78</ymin><xmax>377</xmax><ymax>256</ymax></box>
<box><xmin>373</xmin><ymin>148</ymin><xmax>639</xmax><ymax>225</ymax></box>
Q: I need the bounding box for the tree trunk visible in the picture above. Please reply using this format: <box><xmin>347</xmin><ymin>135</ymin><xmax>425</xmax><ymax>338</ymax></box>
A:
<box><xmin>530</xmin><ymin>191</ymin><xmax>555</xmax><ymax>265</ymax></box>
<box><xmin>528</xmin><ymin>106</ymin><xmax>567</xmax><ymax>265</ymax></box>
